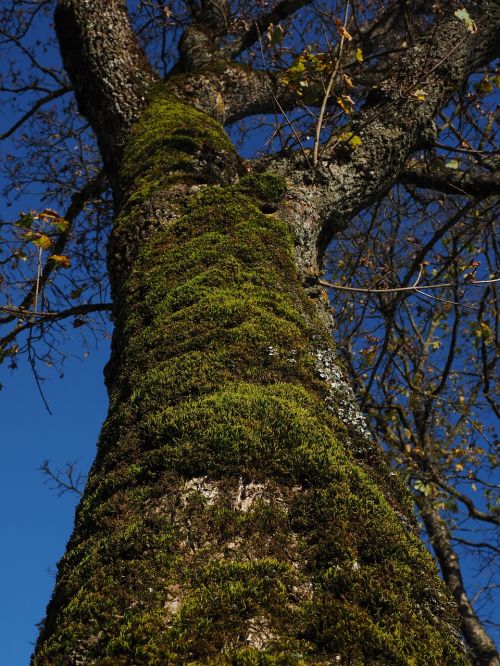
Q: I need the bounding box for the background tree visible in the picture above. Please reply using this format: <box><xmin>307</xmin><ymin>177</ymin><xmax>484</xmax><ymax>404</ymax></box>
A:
<box><xmin>326</xmin><ymin>185</ymin><xmax>499</xmax><ymax>661</ymax></box>
<box><xmin>0</xmin><ymin>1</ymin><xmax>498</xmax><ymax>664</ymax></box>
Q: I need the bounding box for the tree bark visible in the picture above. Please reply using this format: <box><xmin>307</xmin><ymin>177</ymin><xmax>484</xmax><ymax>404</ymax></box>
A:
<box><xmin>32</xmin><ymin>1</ymin><xmax>500</xmax><ymax>663</ymax></box>
<box><xmin>32</xmin><ymin>84</ymin><xmax>467</xmax><ymax>666</ymax></box>
<box><xmin>54</xmin><ymin>0</ymin><xmax>154</xmax><ymax>177</ymax></box>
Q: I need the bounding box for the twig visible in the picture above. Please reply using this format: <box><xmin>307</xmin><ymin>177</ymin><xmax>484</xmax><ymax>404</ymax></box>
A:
<box><xmin>318</xmin><ymin>276</ymin><xmax>500</xmax><ymax>294</ymax></box>
<box><xmin>34</xmin><ymin>245</ymin><xmax>43</xmax><ymax>314</ymax></box>
<box><xmin>313</xmin><ymin>0</ymin><xmax>350</xmax><ymax>167</ymax></box>
<box><xmin>435</xmin><ymin>141</ymin><xmax>500</xmax><ymax>156</ymax></box>
<box><xmin>414</xmin><ymin>288</ymin><xmax>477</xmax><ymax>310</ymax></box>
<box><xmin>39</xmin><ymin>460</ymin><xmax>85</xmax><ymax>497</ymax></box>
<box><xmin>255</xmin><ymin>22</ymin><xmax>313</xmax><ymax>168</ymax></box>
<box><xmin>0</xmin><ymin>87</ymin><xmax>71</xmax><ymax>141</ymax></box>
<box><xmin>0</xmin><ymin>302</ymin><xmax>113</xmax><ymax>322</ymax></box>
<box><xmin>27</xmin><ymin>328</ymin><xmax>53</xmax><ymax>415</ymax></box>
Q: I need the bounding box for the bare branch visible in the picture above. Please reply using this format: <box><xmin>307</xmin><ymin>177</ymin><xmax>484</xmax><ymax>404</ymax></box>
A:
<box><xmin>39</xmin><ymin>460</ymin><xmax>85</xmax><ymax>497</ymax></box>
<box><xmin>224</xmin><ymin>0</ymin><xmax>314</xmax><ymax>59</ymax></box>
<box><xmin>0</xmin><ymin>303</ymin><xmax>112</xmax><ymax>355</ymax></box>
<box><xmin>317</xmin><ymin>277</ymin><xmax>500</xmax><ymax>295</ymax></box>
<box><xmin>400</xmin><ymin>162</ymin><xmax>500</xmax><ymax>197</ymax></box>
<box><xmin>419</xmin><ymin>501</ymin><xmax>500</xmax><ymax>665</ymax></box>
<box><xmin>432</xmin><ymin>476</ymin><xmax>500</xmax><ymax>527</ymax></box>
<box><xmin>0</xmin><ymin>302</ymin><xmax>113</xmax><ymax>323</ymax></box>
<box><xmin>0</xmin><ymin>86</ymin><xmax>71</xmax><ymax>141</ymax></box>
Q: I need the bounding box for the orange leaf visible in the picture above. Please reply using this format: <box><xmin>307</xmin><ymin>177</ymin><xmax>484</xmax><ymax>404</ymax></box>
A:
<box><xmin>337</xmin><ymin>25</ymin><xmax>352</xmax><ymax>41</ymax></box>
<box><xmin>337</xmin><ymin>96</ymin><xmax>353</xmax><ymax>114</ymax></box>
<box><xmin>50</xmin><ymin>254</ymin><xmax>71</xmax><ymax>268</ymax></box>
<box><xmin>36</xmin><ymin>209</ymin><xmax>69</xmax><ymax>233</ymax></box>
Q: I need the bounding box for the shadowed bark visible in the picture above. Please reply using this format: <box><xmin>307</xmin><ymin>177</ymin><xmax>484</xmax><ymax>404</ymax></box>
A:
<box><xmin>400</xmin><ymin>163</ymin><xmax>500</xmax><ymax>197</ymax></box>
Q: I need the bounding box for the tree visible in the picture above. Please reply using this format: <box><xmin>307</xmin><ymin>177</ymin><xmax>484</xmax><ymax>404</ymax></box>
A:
<box><xmin>0</xmin><ymin>0</ymin><xmax>497</xmax><ymax>664</ymax></box>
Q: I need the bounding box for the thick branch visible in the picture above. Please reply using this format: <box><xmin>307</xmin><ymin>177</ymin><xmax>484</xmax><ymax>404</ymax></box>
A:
<box><xmin>54</xmin><ymin>0</ymin><xmax>154</xmax><ymax>175</ymax></box>
<box><xmin>400</xmin><ymin>162</ymin><xmax>500</xmax><ymax>197</ymax></box>
<box><xmin>270</xmin><ymin>1</ymin><xmax>500</xmax><ymax>273</ymax></box>
<box><xmin>223</xmin><ymin>0</ymin><xmax>313</xmax><ymax>58</ymax></box>
<box><xmin>175</xmin><ymin>0</ymin><xmax>431</xmax><ymax>128</ymax></box>
<box><xmin>196</xmin><ymin>0</ymin><xmax>230</xmax><ymax>36</ymax></box>
<box><xmin>168</xmin><ymin>63</ymin><xmax>295</xmax><ymax>125</ymax></box>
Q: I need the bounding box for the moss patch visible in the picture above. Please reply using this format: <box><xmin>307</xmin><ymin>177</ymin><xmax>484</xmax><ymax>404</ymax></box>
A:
<box><xmin>235</xmin><ymin>173</ymin><xmax>288</xmax><ymax>212</ymax></box>
<box><xmin>121</xmin><ymin>87</ymin><xmax>236</xmax><ymax>190</ymax></box>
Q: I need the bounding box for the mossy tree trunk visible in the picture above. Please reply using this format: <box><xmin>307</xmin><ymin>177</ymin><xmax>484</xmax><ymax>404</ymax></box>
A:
<box><xmin>33</xmin><ymin>1</ymin><xmax>500</xmax><ymax>664</ymax></box>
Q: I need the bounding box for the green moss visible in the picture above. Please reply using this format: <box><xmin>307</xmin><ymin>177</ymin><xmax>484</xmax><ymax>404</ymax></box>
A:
<box><xmin>115</xmin><ymin>87</ymin><xmax>239</xmax><ymax>237</ymax></box>
<box><xmin>235</xmin><ymin>173</ymin><xmax>288</xmax><ymax>209</ymax></box>
<box><xmin>122</xmin><ymin>89</ymin><xmax>234</xmax><ymax>186</ymax></box>
<box><xmin>33</xmin><ymin>93</ymin><xmax>466</xmax><ymax>666</ymax></box>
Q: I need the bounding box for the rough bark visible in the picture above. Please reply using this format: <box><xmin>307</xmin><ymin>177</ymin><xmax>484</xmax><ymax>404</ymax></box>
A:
<box><xmin>54</xmin><ymin>0</ymin><xmax>154</xmax><ymax>177</ymax></box>
<box><xmin>269</xmin><ymin>0</ymin><xmax>500</xmax><ymax>273</ymax></box>
<box><xmin>399</xmin><ymin>163</ymin><xmax>500</xmax><ymax>197</ymax></box>
<box><xmin>32</xmin><ymin>0</ymin><xmax>500</xmax><ymax>663</ymax></box>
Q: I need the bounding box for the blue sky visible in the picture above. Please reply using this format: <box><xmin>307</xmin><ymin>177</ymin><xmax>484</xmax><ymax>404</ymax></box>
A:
<box><xmin>0</xmin><ymin>339</ymin><xmax>109</xmax><ymax>664</ymax></box>
<box><xmin>0</xmin><ymin>7</ymin><xmax>110</xmax><ymax>658</ymax></box>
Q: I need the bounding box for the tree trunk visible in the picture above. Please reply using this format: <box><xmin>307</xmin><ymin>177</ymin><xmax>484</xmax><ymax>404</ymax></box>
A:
<box><xmin>32</xmin><ymin>0</ymin><xmax>500</xmax><ymax>662</ymax></box>
<box><xmin>32</xmin><ymin>87</ymin><xmax>467</xmax><ymax>665</ymax></box>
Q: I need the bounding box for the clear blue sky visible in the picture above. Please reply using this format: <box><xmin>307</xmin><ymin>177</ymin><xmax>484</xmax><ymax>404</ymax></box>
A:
<box><xmin>0</xmin><ymin>7</ymin><xmax>112</xmax><ymax>660</ymax></box>
<box><xmin>0</xmin><ymin>340</ymin><xmax>110</xmax><ymax>665</ymax></box>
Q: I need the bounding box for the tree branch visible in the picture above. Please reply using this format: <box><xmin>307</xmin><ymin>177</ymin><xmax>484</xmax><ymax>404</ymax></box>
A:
<box><xmin>0</xmin><ymin>86</ymin><xmax>71</xmax><ymax>141</ymax></box>
<box><xmin>317</xmin><ymin>277</ymin><xmax>500</xmax><ymax>295</ymax></box>
<box><xmin>39</xmin><ymin>460</ymin><xmax>85</xmax><ymax>497</ymax></box>
<box><xmin>400</xmin><ymin>162</ymin><xmax>500</xmax><ymax>197</ymax></box>
<box><xmin>0</xmin><ymin>302</ymin><xmax>112</xmax><ymax>355</ymax></box>
<box><xmin>223</xmin><ymin>0</ymin><xmax>313</xmax><ymax>59</ymax></box>
<box><xmin>168</xmin><ymin>2</ymin><xmax>425</xmax><ymax>132</ymax></box>
<box><xmin>270</xmin><ymin>0</ymin><xmax>500</xmax><ymax>273</ymax></box>
<box><xmin>419</xmin><ymin>501</ymin><xmax>500</xmax><ymax>665</ymax></box>
<box><xmin>0</xmin><ymin>302</ymin><xmax>112</xmax><ymax>323</ymax></box>
<box><xmin>432</xmin><ymin>476</ymin><xmax>500</xmax><ymax>527</ymax></box>
<box><xmin>54</xmin><ymin>0</ymin><xmax>155</xmax><ymax>175</ymax></box>
<box><xmin>168</xmin><ymin>62</ymin><xmax>297</xmax><ymax>125</ymax></box>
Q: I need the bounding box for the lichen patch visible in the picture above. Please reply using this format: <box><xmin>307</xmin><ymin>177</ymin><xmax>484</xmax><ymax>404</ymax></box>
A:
<box><xmin>181</xmin><ymin>476</ymin><xmax>220</xmax><ymax>506</ymax></box>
